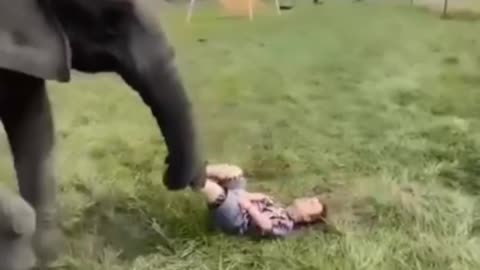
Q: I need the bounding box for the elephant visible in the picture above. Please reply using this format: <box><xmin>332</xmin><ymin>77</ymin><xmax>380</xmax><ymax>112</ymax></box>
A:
<box><xmin>0</xmin><ymin>0</ymin><xmax>207</xmax><ymax>267</ymax></box>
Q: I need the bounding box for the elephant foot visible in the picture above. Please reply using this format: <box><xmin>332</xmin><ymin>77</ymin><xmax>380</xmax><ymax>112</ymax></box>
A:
<box><xmin>33</xmin><ymin>225</ymin><xmax>63</xmax><ymax>268</ymax></box>
<box><xmin>33</xmin><ymin>217</ymin><xmax>64</xmax><ymax>268</ymax></box>
<box><xmin>0</xmin><ymin>189</ymin><xmax>37</xmax><ymax>270</ymax></box>
<box><xmin>0</xmin><ymin>237</ymin><xmax>37</xmax><ymax>270</ymax></box>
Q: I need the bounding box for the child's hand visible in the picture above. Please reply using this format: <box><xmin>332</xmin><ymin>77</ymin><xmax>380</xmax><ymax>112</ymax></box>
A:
<box><xmin>238</xmin><ymin>196</ymin><xmax>254</xmax><ymax>210</ymax></box>
<box><xmin>238</xmin><ymin>195</ymin><xmax>273</xmax><ymax>233</ymax></box>
<box><xmin>246</xmin><ymin>193</ymin><xmax>273</xmax><ymax>204</ymax></box>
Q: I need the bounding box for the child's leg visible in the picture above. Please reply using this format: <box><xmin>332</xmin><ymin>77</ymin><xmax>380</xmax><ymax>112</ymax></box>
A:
<box><xmin>224</xmin><ymin>176</ymin><xmax>247</xmax><ymax>191</ymax></box>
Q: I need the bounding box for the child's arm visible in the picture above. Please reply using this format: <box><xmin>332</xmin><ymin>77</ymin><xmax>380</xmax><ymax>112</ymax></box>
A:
<box><xmin>239</xmin><ymin>198</ymin><xmax>273</xmax><ymax>233</ymax></box>
<box><xmin>245</xmin><ymin>193</ymin><xmax>273</xmax><ymax>203</ymax></box>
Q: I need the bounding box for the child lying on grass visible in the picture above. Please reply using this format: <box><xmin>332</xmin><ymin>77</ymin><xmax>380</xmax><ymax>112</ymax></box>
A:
<box><xmin>199</xmin><ymin>163</ymin><xmax>328</xmax><ymax>238</ymax></box>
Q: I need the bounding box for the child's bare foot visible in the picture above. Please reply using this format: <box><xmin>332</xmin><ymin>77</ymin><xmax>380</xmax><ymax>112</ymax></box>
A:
<box><xmin>206</xmin><ymin>163</ymin><xmax>244</xmax><ymax>187</ymax></box>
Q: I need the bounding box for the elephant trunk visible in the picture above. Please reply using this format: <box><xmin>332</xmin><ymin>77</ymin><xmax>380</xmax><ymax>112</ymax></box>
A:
<box><xmin>119</xmin><ymin>22</ymin><xmax>206</xmax><ymax>191</ymax></box>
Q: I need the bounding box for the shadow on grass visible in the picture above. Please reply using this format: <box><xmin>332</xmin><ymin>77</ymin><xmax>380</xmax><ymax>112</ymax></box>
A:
<box><xmin>61</xmin><ymin>179</ymin><xmax>214</xmax><ymax>265</ymax></box>
<box><xmin>413</xmin><ymin>5</ymin><xmax>480</xmax><ymax>21</ymax></box>
<box><xmin>441</xmin><ymin>10</ymin><xmax>480</xmax><ymax>22</ymax></box>
<box><xmin>439</xmin><ymin>146</ymin><xmax>480</xmax><ymax>195</ymax></box>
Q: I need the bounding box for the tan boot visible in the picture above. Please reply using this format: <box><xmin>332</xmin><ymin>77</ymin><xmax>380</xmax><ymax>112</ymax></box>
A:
<box><xmin>207</xmin><ymin>163</ymin><xmax>243</xmax><ymax>185</ymax></box>
<box><xmin>206</xmin><ymin>163</ymin><xmax>245</xmax><ymax>189</ymax></box>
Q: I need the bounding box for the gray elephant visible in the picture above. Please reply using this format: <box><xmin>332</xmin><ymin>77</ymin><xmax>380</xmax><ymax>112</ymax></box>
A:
<box><xmin>0</xmin><ymin>0</ymin><xmax>207</xmax><ymax>267</ymax></box>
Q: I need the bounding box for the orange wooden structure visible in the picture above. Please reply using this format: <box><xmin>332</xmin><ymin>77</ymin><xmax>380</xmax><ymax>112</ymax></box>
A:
<box><xmin>186</xmin><ymin>0</ymin><xmax>281</xmax><ymax>22</ymax></box>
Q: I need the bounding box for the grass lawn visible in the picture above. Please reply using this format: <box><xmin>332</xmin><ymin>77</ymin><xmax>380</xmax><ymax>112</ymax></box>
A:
<box><xmin>1</xmin><ymin>2</ymin><xmax>480</xmax><ymax>269</ymax></box>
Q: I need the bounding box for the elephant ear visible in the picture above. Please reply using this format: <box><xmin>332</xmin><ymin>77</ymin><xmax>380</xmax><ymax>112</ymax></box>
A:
<box><xmin>0</xmin><ymin>0</ymin><xmax>71</xmax><ymax>82</ymax></box>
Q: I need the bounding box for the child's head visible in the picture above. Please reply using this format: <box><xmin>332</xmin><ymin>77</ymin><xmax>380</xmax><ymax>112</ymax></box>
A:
<box><xmin>286</xmin><ymin>197</ymin><xmax>327</xmax><ymax>224</ymax></box>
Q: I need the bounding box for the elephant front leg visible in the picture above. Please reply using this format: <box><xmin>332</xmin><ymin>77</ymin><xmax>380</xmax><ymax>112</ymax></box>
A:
<box><xmin>0</xmin><ymin>70</ymin><xmax>61</xmax><ymax>268</ymax></box>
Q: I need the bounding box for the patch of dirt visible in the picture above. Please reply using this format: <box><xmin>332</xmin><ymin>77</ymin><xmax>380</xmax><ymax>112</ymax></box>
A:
<box><xmin>313</xmin><ymin>175</ymin><xmax>430</xmax><ymax>233</ymax></box>
<box><xmin>319</xmin><ymin>187</ymin><xmax>380</xmax><ymax>229</ymax></box>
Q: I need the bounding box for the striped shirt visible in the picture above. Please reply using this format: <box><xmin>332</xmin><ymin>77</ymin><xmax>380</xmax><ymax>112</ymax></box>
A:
<box><xmin>248</xmin><ymin>199</ymin><xmax>295</xmax><ymax>237</ymax></box>
<box><xmin>211</xmin><ymin>189</ymin><xmax>295</xmax><ymax>238</ymax></box>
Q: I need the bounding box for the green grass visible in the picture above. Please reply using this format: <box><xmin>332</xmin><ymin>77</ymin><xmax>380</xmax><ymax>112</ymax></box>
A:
<box><xmin>2</xmin><ymin>2</ymin><xmax>480</xmax><ymax>269</ymax></box>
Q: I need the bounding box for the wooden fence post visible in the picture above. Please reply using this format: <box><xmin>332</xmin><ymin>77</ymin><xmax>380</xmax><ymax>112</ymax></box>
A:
<box><xmin>442</xmin><ymin>0</ymin><xmax>449</xmax><ymax>17</ymax></box>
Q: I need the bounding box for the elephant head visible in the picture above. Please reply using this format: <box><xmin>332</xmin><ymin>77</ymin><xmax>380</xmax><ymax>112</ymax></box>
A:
<box><xmin>0</xmin><ymin>0</ymin><xmax>206</xmax><ymax>190</ymax></box>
